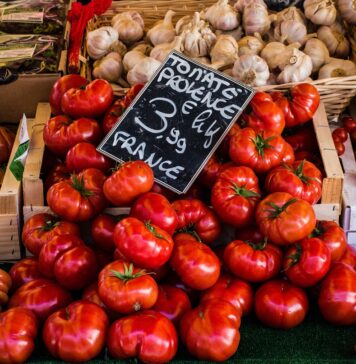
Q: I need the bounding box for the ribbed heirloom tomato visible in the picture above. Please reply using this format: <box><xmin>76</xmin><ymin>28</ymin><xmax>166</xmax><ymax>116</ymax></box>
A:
<box><xmin>0</xmin><ymin>269</ymin><xmax>11</xmax><ymax>311</ymax></box>
<box><xmin>9</xmin><ymin>258</ymin><xmax>43</xmax><ymax>291</ymax></box>
<box><xmin>90</xmin><ymin>214</ymin><xmax>118</xmax><ymax>253</ymax></box>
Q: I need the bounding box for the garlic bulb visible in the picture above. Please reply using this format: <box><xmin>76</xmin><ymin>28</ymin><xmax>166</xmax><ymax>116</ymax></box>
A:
<box><xmin>193</xmin><ymin>57</ymin><xmax>211</xmax><ymax>65</ymax></box>
<box><xmin>304</xmin><ymin>0</ymin><xmax>337</xmax><ymax>26</ymax></box>
<box><xmin>238</xmin><ymin>34</ymin><xmax>264</xmax><ymax>56</ymax></box>
<box><xmin>223</xmin><ymin>68</ymin><xmax>234</xmax><ymax>77</ymax></box>
<box><xmin>232</xmin><ymin>55</ymin><xmax>270</xmax><ymax>86</ymax></box>
<box><xmin>273</xmin><ymin>7</ymin><xmax>306</xmax><ymax>25</ymax></box>
<box><xmin>123</xmin><ymin>43</ymin><xmax>152</xmax><ymax>71</ymax></box>
<box><xmin>234</xmin><ymin>0</ymin><xmax>266</xmax><ymax>12</ymax></box>
<box><xmin>93</xmin><ymin>52</ymin><xmax>123</xmax><ymax>83</ymax></box>
<box><xmin>176</xmin><ymin>15</ymin><xmax>193</xmax><ymax>35</ymax></box>
<box><xmin>147</xmin><ymin>10</ymin><xmax>176</xmax><ymax>46</ymax></box>
<box><xmin>127</xmin><ymin>57</ymin><xmax>161</xmax><ymax>86</ymax></box>
<box><xmin>112</xmin><ymin>11</ymin><xmax>144</xmax><ymax>44</ymax></box>
<box><xmin>210</xmin><ymin>35</ymin><xmax>239</xmax><ymax>68</ymax></box>
<box><xmin>318</xmin><ymin>59</ymin><xmax>356</xmax><ymax>79</ymax></box>
<box><xmin>274</xmin><ymin>19</ymin><xmax>308</xmax><ymax>45</ymax></box>
<box><xmin>215</xmin><ymin>27</ymin><xmax>244</xmax><ymax>41</ymax></box>
<box><xmin>110</xmin><ymin>40</ymin><xmax>127</xmax><ymax>58</ymax></box>
<box><xmin>261</xmin><ymin>42</ymin><xmax>299</xmax><ymax>70</ymax></box>
<box><xmin>277</xmin><ymin>48</ymin><xmax>313</xmax><ymax>83</ymax></box>
<box><xmin>204</xmin><ymin>0</ymin><xmax>240</xmax><ymax>31</ymax></box>
<box><xmin>243</xmin><ymin>3</ymin><xmax>271</xmax><ymax>36</ymax></box>
<box><xmin>304</xmin><ymin>38</ymin><xmax>330</xmax><ymax>72</ymax></box>
<box><xmin>337</xmin><ymin>0</ymin><xmax>356</xmax><ymax>25</ymax></box>
<box><xmin>150</xmin><ymin>36</ymin><xmax>184</xmax><ymax>62</ymax></box>
<box><xmin>86</xmin><ymin>26</ymin><xmax>119</xmax><ymax>60</ymax></box>
<box><xmin>317</xmin><ymin>22</ymin><xmax>350</xmax><ymax>58</ymax></box>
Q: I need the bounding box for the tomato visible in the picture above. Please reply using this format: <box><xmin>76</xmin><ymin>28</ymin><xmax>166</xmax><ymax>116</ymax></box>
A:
<box><xmin>102</xmin><ymin>97</ymin><xmax>126</xmax><ymax>134</ymax></box>
<box><xmin>49</xmin><ymin>74</ymin><xmax>88</xmax><ymax>115</ymax></box>
<box><xmin>92</xmin><ymin>247</ymin><xmax>113</xmax><ymax>270</ymax></box>
<box><xmin>284</xmin><ymin>125</ymin><xmax>317</xmax><ymax>153</ymax></box>
<box><xmin>256</xmin><ymin>192</ymin><xmax>316</xmax><ymax>245</ymax></box>
<box><xmin>318</xmin><ymin>262</ymin><xmax>356</xmax><ymax>325</ymax></box>
<box><xmin>43</xmin><ymin>300</ymin><xmax>109</xmax><ymax>362</ymax></box>
<box><xmin>235</xmin><ymin>225</ymin><xmax>264</xmax><ymax>244</ymax></box>
<box><xmin>130</xmin><ymin>192</ymin><xmax>178</xmax><ymax>235</ymax></box>
<box><xmin>334</xmin><ymin>141</ymin><xmax>345</xmax><ymax>156</ymax></box>
<box><xmin>0</xmin><ymin>269</ymin><xmax>11</xmax><ymax>311</ymax></box>
<box><xmin>197</xmin><ymin>154</ymin><xmax>223</xmax><ymax>188</ymax></box>
<box><xmin>103</xmin><ymin>161</ymin><xmax>154</xmax><ymax>207</ymax></box>
<box><xmin>61</xmin><ymin>79</ymin><xmax>113</xmax><ymax>119</ymax></box>
<box><xmin>229</xmin><ymin>128</ymin><xmax>286</xmax><ymax>174</ymax></box>
<box><xmin>200</xmin><ymin>273</ymin><xmax>254</xmax><ymax>316</ymax></box>
<box><xmin>91</xmin><ymin>214</ymin><xmax>118</xmax><ymax>253</ymax></box>
<box><xmin>336</xmin><ymin>245</ymin><xmax>356</xmax><ymax>267</ymax></box>
<box><xmin>281</xmin><ymin>141</ymin><xmax>295</xmax><ymax>164</ymax></box>
<box><xmin>224</xmin><ymin>239</ymin><xmax>283</xmax><ymax>282</ymax></box>
<box><xmin>44</xmin><ymin>163</ymin><xmax>70</xmax><ymax>192</ymax></box>
<box><xmin>22</xmin><ymin>213</ymin><xmax>80</xmax><ymax>256</ymax></box>
<box><xmin>98</xmin><ymin>260</ymin><xmax>158</xmax><ymax>314</ymax></box>
<box><xmin>170</xmin><ymin>238</ymin><xmax>220</xmax><ymax>290</ymax></box>
<box><xmin>294</xmin><ymin>150</ymin><xmax>323</xmax><ymax>171</ymax></box>
<box><xmin>9</xmin><ymin>279</ymin><xmax>72</xmax><ymax>322</ymax></box>
<box><xmin>271</xmin><ymin>83</ymin><xmax>320</xmax><ymax>127</ymax></box>
<box><xmin>47</xmin><ymin>168</ymin><xmax>107</xmax><ymax>222</ymax></box>
<box><xmin>332</xmin><ymin>127</ymin><xmax>348</xmax><ymax>143</ymax></box>
<box><xmin>43</xmin><ymin>115</ymin><xmax>102</xmax><ymax>156</ymax></box>
<box><xmin>342</xmin><ymin>116</ymin><xmax>356</xmax><ymax>133</ymax></box>
<box><xmin>150</xmin><ymin>182</ymin><xmax>176</xmax><ymax>201</ymax></box>
<box><xmin>0</xmin><ymin>126</ymin><xmax>15</xmax><ymax>164</ymax></box>
<box><xmin>9</xmin><ymin>258</ymin><xmax>43</xmax><ymax>291</ymax></box>
<box><xmin>114</xmin><ymin>217</ymin><xmax>174</xmax><ymax>269</ymax></box>
<box><xmin>217</xmin><ymin>123</ymin><xmax>240</xmax><ymax>159</ymax></box>
<box><xmin>180</xmin><ymin>299</ymin><xmax>241</xmax><ymax>362</ymax></box>
<box><xmin>211</xmin><ymin>166</ymin><xmax>261</xmax><ymax>228</ymax></box>
<box><xmin>255</xmin><ymin>279</ymin><xmax>309</xmax><ymax>329</ymax></box>
<box><xmin>108</xmin><ymin>310</ymin><xmax>178</xmax><ymax>363</ymax></box>
<box><xmin>172</xmin><ymin>199</ymin><xmax>221</xmax><ymax>244</ymax></box>
<box><xmin>311</xmin><ymin>221</ymin><xmax>347</xmax><ymax>262</ymax></box>
<box><xmin>0</xmin><ymin>308</ymin><xmax>38</xmax><ymax>364</ymax></box>
<box><xmin>123</xmin><ymin>83</ymin><xmax>145</xmax><ymax>105</ymax></box>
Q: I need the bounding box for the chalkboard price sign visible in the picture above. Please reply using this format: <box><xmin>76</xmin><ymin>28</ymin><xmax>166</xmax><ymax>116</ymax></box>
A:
<box><xmin>97</xmin><ymin>51</ymin><xmax>255</xmax><ymax>194</ymax></box>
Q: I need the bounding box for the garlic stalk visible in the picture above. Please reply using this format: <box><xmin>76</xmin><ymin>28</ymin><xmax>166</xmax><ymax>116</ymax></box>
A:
<box><xmin>274</xmin><ymin>19</ymin><xmax>308</xmax><ymax>45</ymax></box>
<box><xmin>317</xmin><ymin>22</ymin><xmax>350</xmax><ymax>58</ymax></box>
<box><xmin>86</xmin><ymin>26</ymin><xmax>119</xmax><ymax>60</ymax></box>
<box><xmin>318</xmin><ymin>59</ymin><xmax>356</xmax><ymax>79</ymax></box>
<box><xmin>232</xmin><ymin>55</ymin><xmax>270</xmax><ymax>86</ymax></box>
<box><xmin>123</xmin><ymin>43</ymin><xmax>152</xmax><ymax>72</ymax></box>
<box><xmin>112</xmin><ymin>11</ymin><xmax>144</xmax><ymax>44</ymax></box>
<box><xmin>303</xmin><ymin>38</ymin><xmax>330</xmax><ymax>72</ymax></box>
<box><xmin>92</xmin><ymin>52</ymin><xmax>123</xmax><ymax>83</ymax></box>
<box><xmin>150</xmin><ymin>36</ymin><xmax>184</xmax><ymax>62</ymax></box>
<box><xmin>147</xmin><ymin>10</ymin><xmax>176</xmax><ymax>46</ymax></box>
<box><xmin>304</xmin><ymin>0</ymin><xmax>337</xmax><ymax>26</ymax></box>
<box><xmin>243</xmin><ymin>2</ymin><xmax>271</xmax><ymax>36</ymax></box>
<box><xmin>204</xmin><ymin>0</ymin><xmax>240</xmax><ymax>31</ymax></box>
<box><xmin>127</xmin><ymin>57</ymin><xmax>161</xmax><ymax>86</ymax></box>
<box><xmin>210</xmin><ymin>35</ymin><xmax>239</xmax><ymax>68</ymax></box>
<box><xmin>238</xmin><ymin>34</ymin><xmax>264</xmax><ymax>56</ymax></box>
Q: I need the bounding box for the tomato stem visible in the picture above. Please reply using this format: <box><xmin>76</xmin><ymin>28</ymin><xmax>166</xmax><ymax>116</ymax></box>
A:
<box><xmin>253</xmin><ymin>134</ymin><xmax>275</xmax><ymax>158</ymax></box>
<box><xmin>175</xmin><ymin>224</ymin><xmax>202</xmax><ymax>242</ymax></box>
<box><xmin>265</xmin><ymin>198</ymin><xmax>297</xmax><ymax>218</ymax></box>
<box><xmin>310</xmin><ymin>221</ymin><xmax>324</xmax><ymax>238</ymax></box>
<box><xmin>71</xmin><ymin>174</ymin><xmax>94</xmax><ymax>197</ymax></box>
<box><xmin>247</xmin><ymin>237</ymin><xmax>268</xmax><ymax>250</ymax></box>
<box><xmin>230</xmin><ymin>183</ymin><xmax>260</xmax><ymax>198</ymax></box>
<box><xmin>110</xmin><ymin>264</ymin><xmax>154</xmax><ymax>283</ymax></box>
<box><xmin>145</xmin><ymin>221</ymin><xmax>167</xmax><ymax>241</ymax></box>
<box><xmin>284</xmin><ymin>244</ymin><xmax>302</xmax><ymax>270</ymax></box>
<box><xmin>42</xmin><ymin>218</ymin><xmax>60</xmax><ymax>231</ymax></box>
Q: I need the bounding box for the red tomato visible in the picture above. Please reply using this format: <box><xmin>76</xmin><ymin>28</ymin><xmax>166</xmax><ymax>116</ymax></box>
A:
<box><xmin>294</xmin><ymin>150</ymin><xmax>323</xmax><ymax>171</ymax></box>
<box><xmin>43</xmin><ymin>115</ymin><xmax>102</xmax><ymax>156</ymax></box>
<box><xmin>200</xmin><ymin>273</ymin><xmax>254</xmax><ymax>316</ymax></box>
<box><xmin>114</xmin><ymin>217</ymin><xmax>174</xmax><ymax>269</ymax></box>
<box><xmin>334</xmin><ymin>141</ymin><xmax>345</xmax><ymax>156</ymax></box>
<box><xmin>197</xmin><ymin>154</ymin><xmax>223</xmax><ymax>188</ymax></box>
<box><xmin>256</xmin><ymin>192</ymin><xmax>316</xmax><ymax>245</ymax></box>
<box><xmin>150</xmin><ymin>182</ymin><xmax>176</xmax><ymax>201</ymax></box>
<box><xmin>102</xmin><ymin>97</ymin><xmax>126</xmax><ymax>134</ymax></box>
<box><xmin>107</xmin><ymin>310</ymin><xmax>178</xmax><ymax>363</ymax></box>
<box><xmin>22</xmin><ymin>213</ymin><xmax>80</xmax><ymax>257</ymax></box>
<box><xmin>255</xmin><ymin>279</ymin><xmax>309</xmax><ymax>329</ymax></box>
<box><xmin>61</xmin><ymin>79</ymin><xmax>113</xmax><ymax>119</ymax></box>
<box><xmin>332</xmin><ymin>127</ymin><xmax>348</xmax><ymax>143</ymax></box>
<box><xmin>0</xmin><ymin>308</ymin><xmax>38</xmax><ymax>364</ymax></box>
<box><xmin>0</xmin><ymin>269</ymin><xmax>11</xmax><ymax>311</ymax></box>
<box><xmin>44</xmin><ymin>163</ymin><xmax>70</xmax><ymax>192</ymax></box>
<box><xmin>336</xmin><ymin>245</ymin><xmax>356</xmax><ymax>267</ymax></box>
<box><xmin>217</xmin><ymin>123</ymin><xmax>240</xmax><ymax>159</ymax></box>
<box><xmin>47</xmin><ymin>168</ymin><xmax>107</xmax><ymax>222</ymax></box>
<box><xmin>235</xmin><ymin>225</ymin><xmax>264</xmax><ymax>244</ymax></box>
<box><xmin>0</xmin><ymin>126</ymin><xmax>15</xmax><ymax>164</ymax></box>
<box><xmin>9</xmin><ymin>258</ymin><xmax>43</xmax><ymax>291</ymax></box>
<box><xmin>180</xmin><ymin>300</ymin><xmax>241</xmax><ymax>361</ymax></box>
<box><xmin>172</xmin><ymin>199</ymin><xmax>221</xmax><ymax>244</ymax></box>
<box><xmin>123</xmin><ymin>83</ymin><xmax>145</xmax><ymax>105</ymax></box>
<box><xmin>130</xmin><ymin>192</ymin><xmax>178</xmax><ymax>235</ymax></box>
<box><xmin>103</xmin><ymin>161</ymin><xmax>154</xmax><ymax>207</ymax></box>
<box><xmin>98</xmin><ymin>260</ymin><xmax>158</xmax><ymax>314</ymax></box>
<box><xmin>284</xmin><ymin>125</ymin><xmax>317</xmax><ymax>153</ymax></box>
<box><xmin>211</xmin><ymin>166</ymin><xmax>261</xmax><ymax>228</ymax></box>
<box><xmin>283</xmin><ymin>238</ymin><xmax>331</xmax><ymax>287</ymax></box>
<box><xmin>91</xmin><ymin>214</ymin><xmax>118</xmax><ymax>253</ymax></box>
<box><xmin>92</xmin><ymin>247</ymin><xmax>113</xmax><ymax>270</ymax></box>
<box><xmin>49</xmin><ymin>74</ymin><xmax>88</xmax><ymax>115</ymax></box>
<box><xmin>224</xmin><ymin>239</ymin><xmax>283</xmax><ymax>282</ymax></box>
<box><xmin>281</xmin><ymin>141</ymin><xmax>296</xmax><ymax>164</ymax></box>
<box><xmin>43</xmin><ymin>300</ymin><xmax>109</xmax><ymax>362</ymax></box>
<box><xmin>9</xmin><ymin>279</ymin><xmax>72</xmax><ymax>322</ymax></box>
<box><xmin>342</xmin><ymin>116</ymin><xmax>356</xmax><ymax>133</ymax></box>
<box><xmin>318</xmin><ymin>262</ymin><xmax>356</xmax><ymax>325</ymax></box>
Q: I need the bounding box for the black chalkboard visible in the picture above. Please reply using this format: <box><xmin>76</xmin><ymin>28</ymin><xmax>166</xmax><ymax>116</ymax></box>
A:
<box><xmin>97</xmin><ymin>51</ymin><xmax>255</xmax><ymax>194</ymax></box>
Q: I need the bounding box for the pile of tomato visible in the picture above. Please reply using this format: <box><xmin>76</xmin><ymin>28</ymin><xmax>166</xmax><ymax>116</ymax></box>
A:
<box><xmin>331</xmin><ymin>116</ymin><xmax>356</xmax><ymax>156</ymax></box>
<box><xmin>0</xmin><ymin>76</ymin><xmax>355</xmax><ymax>363</ymax></box>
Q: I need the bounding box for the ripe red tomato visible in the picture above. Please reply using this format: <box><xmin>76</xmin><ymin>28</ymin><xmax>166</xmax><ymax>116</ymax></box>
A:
<box><xmin>0</xmin><ymin>126</ymin><xmax>15</xmax><ymax>164</ymax></box>
<box><xmin>256</xmin><ymin>192</ymin><xmax>316</xmax><ymax>245</ymax></box>
<box><xmin>47</xmin><ymin>168</ymin><xmax>107</xmax><ymax>222</ymax></box>
<box><xmin>22</xmin><ymin>213</ymin><xmax>80</xmax><ymax>257</ymax></box>
<box><xmin>334</xmin><ymin>141</ymin><xmax>345</xmax><ymax>156</ymax></box>
<box><xmin>123</xmin><ymin>83</ymin><xmax>145</xmax><ymax>105</ymax></box>
<box><xmin>130</xmin><ymin>192</ymin><xmax>178</xmax><ymax>235</ymax></box>
<box><xmin>284</xmin><ymin>125</ymin><xmax>318</xmax><ymax>153</ymax></box>
<box><xmin>43</xmin><ymin>115</ymin><xmax>102</xmax><ymax>156</ymax></box>
<box><xmin>200</xmin><ymin>273</ymin><xmax>254</xmax><ymax>316</ymax></box>
<box><xmin>0</xmin><ymin>269</ymin><xmax>11</xmax><ymax>311</ymax></box>
<box><xmin>217</xmin><ymin>123</ymin><xmax>240</xmax><ymax>159</ymax></box>
<box><xmin>294</xmin><ymin>150</ymin><xmax>323</xmax><ymax>171</ymax></box>
<box><xmin>98</xmin><ymin>260</ymin><xmax>158</xmax><ymax>314</ymax></box>
<box><xmin>332</xmin><ymin>127</ymin><xmax>348</xmax><ymax>143</ymax></box>
<box><xmin>49</xmin><ymin>74</ymin><xmax>88</xmax><ymax>115</ymax></box>
<box><xmin>43</xmin><ymin>301</ymin><xmax>109</xmax><ymax>362</ymax></box>
<box><xmin>44</xmin><ymin>163</ymin><xmax>70</xmax><ymax>192</ymax></box>
<box><xmin>342</xmin><ymin>116</ymin><xmax>356</xmax><ymax>133</ymax></box>
<box><xmin>180</xmin><ymin>300</ymin><xmax>241</xmax><ymax>361</ymax></box>
<box><xmin>281</xmin><ymin>141</ymin><xmax>296</xmax><ymax>164</ymax></box>
<box><xmin>103</xmin><ymin>161</ymin><xmax>154</xmax><ymax>206</ymax></box>
<box><xmin>336</xmin><ymin>245</ymin><xmax>356</xmax><ymax>267</ymax></box>
<box><xmin>150</xmin><ymin>182</ymin><xmax>176</xmax><ymax>201</ymax></box>
<box><xmin>283</xmin><ymin>238</ymin><xmax>331</xmax><ymax>287</ymax></box>
<box><xmin>91</xmin><ymin>214</ymin><xmax>118</xmax><ymax>253</ymax></box>
<box><xmin>0</xmin><ymin>308</ymin><xmax>38</xmax><ymax>364</ymax></box>
<box><xmin>114</xmin><ymin>217</ymin><xmax>174</xmax><ymax>269</ymax></box>
<box><xmin>255</xmin><ymin>279</ymin><xmax>309</xmax><ymax>329</ymax></box>
<box><xmin>197</xmin><ymin>154</ymin><xmax>223</xmax><ymax>188</ymax></box>
<box><xmin>9</xmin><ymin>257</ymin><xmax>43</xmax><ymax>291</ymax></box>
<box><xmin>224</xmin><ymin>239</ymin><xmax>283</xmax><ymax>282</ymax></box>
<box><xmin>61</xmin><ymin>79</ymin><xmax>113</xmax><ymax>119</ymax></box>
<box><xmin>211</xmin><ymin>166</ymin><xmax>261</xmax><ymax>228</ymax></box>
<box><xmin>235</xmin><ymin>225</ymin><xmax>264</xmax><ymax>244</ymax></box>
<box><xmin>102</xmin><ymin>97</ymin><xmax>126</xmax><ymax>134</ymax></box>
<box><xmin>9</xmin><ymin>279</ymin><xmax>72</xmax><ymax>322</ymax></box>
<box><xmin>108</xmin><ymin>310</ymin><xmax>178</xmax><ymax>363</ymax></box>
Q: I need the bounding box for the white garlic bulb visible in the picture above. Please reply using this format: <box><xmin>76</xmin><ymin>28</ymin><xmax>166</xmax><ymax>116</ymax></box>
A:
<box><xmin>274</xmin><ymin>19</ymin><xmax>307</xmax><ymax>45</ymax></box>
<box><xmin>127</xmin><ymin>57</ymin><xmax>161</xmax><ymax>86</ymax></box>
<box><xmin>112</xmin><ymin>11</ymin><xmax>144</xmax><ymax>44</ymax></box>
<box><xmin>304</xmin><ymin>0</ymin><xmax>337</xmax><ymax>26</ymax></box>
<box><xmin>92</xmin><ymin>52</ymin><xmax>123</xmax><ymax>83</ymax></box>
<box><xmin>192</xmin><ymin>57</ymin><xmax>211</xmax><ymax>65</ymax></box>
<box><xmin>304</xmin><ymin>38</ymin><xmax>330</xmax><ymax>72</ymax></box>
<box><xmin>86</xmin><ymin>26</ymin><xmax>119</xmax><ymax>60</ymax></box>
<box><xmin>234</xmin><ymin>0</ymin><xmax>266</xmax><ymax>13</ymax></box>
<box><xmin>204</xmin><ymin>0</ymin><xmax>240</xmax><ymax>31</ymax></box>
<box><xmin>238</xmin><ymin>34</ymin><xmax>264</xmax><ymax>56</ymax></box>
<box><xmin>243</xmin><ymin>3</ymin><xmax>271</xmax><ymax>36</ymax></box>
<box><xmin>232</xmin><ymin>54</ymin><xmax>270</xmax><ymax>86</ymax></box>
<box><xmin>123</xmin><ymin>43</ymin><xmax>152</xmax><ymax>72</ymax></box>
<box><xmin>150</xmin><ymin>36</ymin><xmax>184</xmax><ymax>62</ymax></box>
<box><xmin>176</xmin><ymin>15</ymin><xmax>193</xmax><ymax>35</ymax></box>
<box><xmin>261</xmin><ymin>42</ymin><xmax>298</xmax><ymax>70</ymax></box>
<box><xmin>317</xmin><ymin>22</ymin><xmax>350</xmax><ymax>58</ymax></box>
<box><xmin>215</xmin><ymin>27</ymin><xmax>244</xmax><ymax>41</ymax></box>
<box><xmin>337</xmin><ymin>0</ymin><xmax>356</xmax><ymax>25</ymax></box>
<box><xmin>147</xmin><ymin>10</ymin><xmax>176</xmax><ymax>46</ymax></box>
<box><xmin>318</xmin><ymin>58</ymin><xmax>356</xmax><ymax>78</ymax></box>
<box><xmin>210</xmin><ymin>35</ymin><xmax>239</xmax><ymax>68</ymax></box>
<box><xmin>273</xmin><ymin>6</ymin><xmax>306</xmax><ymax>25</ymax></box>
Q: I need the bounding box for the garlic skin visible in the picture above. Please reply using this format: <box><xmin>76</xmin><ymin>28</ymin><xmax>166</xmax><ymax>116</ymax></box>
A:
<box><xmin>304</xmin><ymin>0</ymin><xmax>337</xmax><ymax>26</ymax></box>
<box><xmin>273</xmin><ymin>7</ymin><xmax>306</xmax><ymax>25</ymax></box>
<box><xmin>147</xmin><ymin>10</ymin><xmax>176</xmax><ymax>46</ymax></box>
<box><xmin>317</xmin><ymin>22</ymin><xmax>350</xmax><ymax>58</ymax></box>
<box><xmin>112</xmin><ymin>11</ymin><xmax>144</xmax><ymax>44</ymax></box>
<box><xmin>210</xmin><ymin>35</ymin><xmax>239</xmax><ymax>67</ymax></box>
<box><xmin>110</xmin><ymin>40</ymin><xmax>127</xmax><ymax>58</ymax></box>
<box><xmin>261</xmin><ymin>42</ymin><xmax>299</xmax><ymax>70</ymax></box>
<box><xmin>86</xmin><ymin>26</ymin><xmax>119</xmax><ymax>60</ymax></box>
<box><xmin>243</xmin><ymin>3</ymin><xmax>271</xmax><ymax>36</ymax></box>
<box><xmin>238</xmin><ymin>34</ymin><xmax>264</xmax><ymax>56</ymax></box>
<box><xmin>274</xmin><ymin>19</ymin><xmax>307</xmax><ymax>45</ymax></box>
<box><xmin>234</xmin><ymin>0</ymin><xmax>266</xmax><ymax>13</ymax></box>
<box><xmin>303</xmin><ymin>38</ymin><xmax>330</xmax><ymax>72</ymax></box>
<box><xmin>93</xmin><ymin>52</ymin><xmax>123</xmax><ymax>83</ymax></box>
<box><xmin>123</xmin><ymin>43</ymin><xmax>152</xmax><ymax>72</ymax></box>
<box><xmin>215</xmin><ymin>27</ymin><xmax>243</xmax><ymax>41</ymax></box>
<box><xmin>318</xmin><ymin>59</ymin><xmax>356</xmax><ymax>79</ymax></box>
<box><xmin>150</xmin><ymin>36</ymin><xmax>184</xmax><ymax>62</ymax></box>
<box><xmin>204</xmin><ymin>0</ymin><xmax>240</xmax><ymax>31</ymax></box>
<box><xmin>277</xmin><ymin>48</ymin><xmax>313</xmax><ymax>83</ymax></box>
<box><xmin>232</xmin><ymin>54</ymin><xmax>270</xmax><ymax>86</ymax></box>
<box><xmin>127</xmin><ymin>57</ymin><xmax>161</xmax><ymax>86</ymax></box>
<box><xmin>176</xmin><ymin>15</ymin><xmax>193</xmax><ymax>35</ymax></box>
<box><xmin>337</xmin><ymin>0</ymin><xmax>356</xmax><ymax>25</ymax></box>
